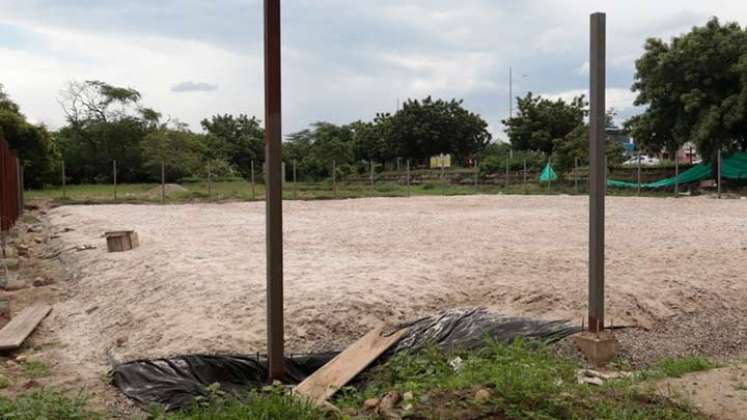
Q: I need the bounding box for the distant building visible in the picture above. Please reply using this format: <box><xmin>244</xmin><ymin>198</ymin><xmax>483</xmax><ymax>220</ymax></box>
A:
<box><xmin>657</xmin><ymin>141</ymin><xmax>701</xmax><ymax>164</ymax></box>
<box><xmin>606</xmin><ymin>128</ymin><xmax>635</xmax><ymax>158</ymax></box>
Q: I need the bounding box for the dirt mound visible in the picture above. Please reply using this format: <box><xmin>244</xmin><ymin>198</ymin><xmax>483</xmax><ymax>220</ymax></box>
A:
<box><xmin>146</xmin><ymin>184</ymin><xmax>189</xmax><ymax>197</ymax></box>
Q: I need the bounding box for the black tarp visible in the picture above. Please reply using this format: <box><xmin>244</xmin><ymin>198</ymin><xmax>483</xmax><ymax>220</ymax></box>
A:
<box><xmin>111</xmin><ymin>308</ymin><xmax>581</xmax><ymax>410</ymax></box>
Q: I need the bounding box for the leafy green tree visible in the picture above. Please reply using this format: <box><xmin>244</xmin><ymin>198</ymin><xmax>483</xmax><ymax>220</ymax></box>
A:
<box><xmin>285</xmin><ymin>122</ymin><xmax>355</xmax><ymax>179</ymax></box>
<box><xmin>200</xmin><ymin>114</ymin><xmax>263</xmax><ymax>177</ymax></box>
<box><xmin>386</xmin><ymin>97</ymin><xmax>491</xmax><ymax>163</ymax></box>
<box><xmin>553</xmin><ymin>112</ymin><xmax>624</xmax><ymax>170</ymax></box>
<box><xmin>142</xmin><ymin>126</ymin><xmax>206</xmax><ymax>181</ymax></box>
<box><xmin>0</xmin><ymin>84</ymin><xmax>59</xmax><ymax>187</ymax></box>
<box><xmin>503</xmin><ymin>93</ymin><xmax>586</xmax><ymax>156</ymax></box>
<box><xmin>57</xmin><ymin>80</ymin><xmax>157</xmax><ymax>182</ymax></box>
<box><xmin>627</xmin><ymin>18</ymin><xmax>747</xmax><ymax>162</ymax></box>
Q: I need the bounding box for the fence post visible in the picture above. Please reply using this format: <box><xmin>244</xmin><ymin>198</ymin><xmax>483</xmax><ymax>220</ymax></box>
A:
<box><xmin>474</xmin><ymin>159</ymin><xmax>479</xmax><ymax>192</ymax></box>
<box><xmin>61</xmin><ymin>160</ymin><xmax>66</xmax><ymax>198</ymax></box>
<box><xmin>406</xmin><ymin>159</ymin><xmax>411</xmax><ymax>197</ymax></box>
<box><xmin>251</xmin><ymin>160</ymin><xmax>256</xmax><ymax>200</ymax></box>
<box><xmin>574</xmin><ymin>157</ymin><xmax>579</xmax><ymax>194</ymax></box>
<box><xmin>674</xmin><ymin>146</ymin><xmax>679</xmax><ymax>197</ymax></box>
<box><xmin>207</xmin><ymin>161</ymin><xmax>212</xmax><ymax>202</ymax></box>
<box><xmin>161</xmin><ymin>160</ymin><xmax>165</xmax><ymax>204</ymax></box>
<box><xmin>293</xmin><ymin>159</ymin><xmax>297</xmax><ymax>199</ymax></box>
<box><xmin>369</xmin><ymin>160</ymin><xmax>374</xmax><ymax>192</ymax></box>
<box><xmin>637</xmin><ymin>152</ymin><xmax>641</xmax><ymax>196</ymax></box>
<box><xmin>16</xmin><ymin>157</ymin><xmax>23</xmax><ymax>216</ymax></box>
<box><xmin>718</xmin><ymin>150</ymin><xmax>722</xmax><ymax>199</ymax></box>
<box><xmin>332</xmin><ymin>160</ymin><xmax>337</xmax><ymax>197</ymax></box>
<box><xmin>523</xmin><ymin>159</ymin><xmax>528</xmax><ymax>194</ymax></box>
<box><xmin>441</xmin><ymin>154</ymin><xmax>446</xmax><ymax>195</ymax></box>
<box><xmin>505</xmin><ymin>155</ymin><xmax>509</xmax><ymax>190</ymax></box>
<box><xmin>113</xmin><ymin>160</ymin><xmax>118</xmax><ymax>202</ymax></box>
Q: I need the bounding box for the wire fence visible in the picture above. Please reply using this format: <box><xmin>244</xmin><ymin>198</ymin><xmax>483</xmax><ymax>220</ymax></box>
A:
<box><xmin>24</xmin><ymin>157</ymin><xmax>699</xmax><ymax>205</ymax></box>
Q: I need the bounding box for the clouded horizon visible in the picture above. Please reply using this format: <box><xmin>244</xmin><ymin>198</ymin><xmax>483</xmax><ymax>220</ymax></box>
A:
<box><xmin>1</xmin><ymin>1</ymin><xmax>746</xmax><ymax>140</ymax></box>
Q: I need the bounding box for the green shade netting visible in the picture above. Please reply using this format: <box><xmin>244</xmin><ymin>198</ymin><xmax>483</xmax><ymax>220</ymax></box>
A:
<box><xmin>539</xmin><ymin>163</ymin><xmax>558</xmax><ymax>182</ymax></box>
<box><xmin>607</xmin><ymin>152</ymin><xmax>747</xmax><ymax>189</ymax></box>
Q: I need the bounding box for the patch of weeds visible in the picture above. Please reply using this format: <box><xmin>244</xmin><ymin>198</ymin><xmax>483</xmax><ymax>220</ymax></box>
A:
<box><xmin>147</xmin><ymin>383</ymin><xmax>324</xmax><ymax>420</ymax></box>
<box><xmin>734</xmin><ymin>382</ymin><xmax>747</xmax><ymax>391</ymax></box>
<box><xmin>644</xmin><ymin>356</ymin><xmax>719</xmax><ymax>379</ymax></box>
<box><xmin>0</xmin><ymin>389</ymin><xmax>100</xmax><ymax>419</ymax></box>
<box><xmin>0</xmin><ymin>374</ymin><xmax>9</xmax><ymax>389</ymax></box>
<box><xmin>336</xmin><ymin>339</ymin><xmax>703</xmax><ymax>419</ymax></box>
<box><xmin>20</xmin><ymin>360</ymin><xmax>50</xmax><ymax>378</ymax></box>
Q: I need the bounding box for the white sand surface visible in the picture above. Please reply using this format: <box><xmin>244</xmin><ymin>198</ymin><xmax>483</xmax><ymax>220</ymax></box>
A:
<box><xmin>43</xmin><ymin>195</ymin><xmax>747</xmax><ymax>379</ymax></box>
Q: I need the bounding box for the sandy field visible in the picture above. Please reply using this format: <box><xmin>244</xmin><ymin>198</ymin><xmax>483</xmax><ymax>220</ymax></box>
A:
<box><xmin>41</xmin><ymin>195</ymin><xmax>747</xmax><ymax>380</ymax></box>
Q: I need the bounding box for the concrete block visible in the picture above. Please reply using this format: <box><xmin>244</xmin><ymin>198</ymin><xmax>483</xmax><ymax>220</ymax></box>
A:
<box><xmin>574</xmin><ymin>330</ymin><xmax>619</xmax><ymax>366</ymax></box>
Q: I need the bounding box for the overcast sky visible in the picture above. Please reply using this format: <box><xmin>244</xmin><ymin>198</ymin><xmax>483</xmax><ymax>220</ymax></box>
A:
<box><xmin>1</xmin><ymin>1</ymin><xmax>746</xmax><ymax>140</ymax></box>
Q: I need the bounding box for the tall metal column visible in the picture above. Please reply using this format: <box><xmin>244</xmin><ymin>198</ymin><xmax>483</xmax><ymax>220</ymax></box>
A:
<box><xmin>588</xmin><ymin>12</ymin><xmax>606</xmax><ymax>333</ymax></box>
<box><xmin>264</xmin><ymin>0</ymin><xmax>284</xmax><ymax>381</ymax></box>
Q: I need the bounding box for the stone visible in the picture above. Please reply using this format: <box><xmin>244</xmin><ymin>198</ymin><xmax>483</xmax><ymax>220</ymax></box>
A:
<box><xmin>574</xmin><ymin>331</ymin><xmax>619</xmax><ymax>366</ymax></box>
<box><xmin>378</xmin><ymin>391</ymin><xmax>402</xmax><ymax>420</ymax></box>
<box><xmin>15</xmin><ymin>355</ymin><xmax>27</xmax><ymax>363</ymax></box>
<box><xmin>4</xmin><ymin>278</ymin><xmax>28</xmax><ymax>291</ymax></box>
<box><xmin>475</xmin><ymin>388</ymin><xmax>492</xmax><ymax>403</ymax></box>
<box><xmin>1</xmin><ymin>258</ymin><xmax>19</xmax><ymax>270</ymax></box>
<box><xmin>363</xmin><ymin>398</ymin><xmax>380</xmax><ymax>410</ymax></box>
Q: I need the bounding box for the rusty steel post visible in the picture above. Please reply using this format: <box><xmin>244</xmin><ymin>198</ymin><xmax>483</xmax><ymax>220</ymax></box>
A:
<box><xmin>588</xmin><ymin>12</ymin><xmax>606</xmax><ymax>333</ymax></box>
<box><xmin>264</xmin><ymin>0</ymin><xmax>284</xmax><ymax>381</ymax></box>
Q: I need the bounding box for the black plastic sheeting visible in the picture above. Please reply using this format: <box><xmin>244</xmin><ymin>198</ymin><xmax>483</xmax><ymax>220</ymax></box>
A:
<box><xmin>111</xmin><ymin>308</ymin><xmax>581</xmax><ymax>410</ymax></box>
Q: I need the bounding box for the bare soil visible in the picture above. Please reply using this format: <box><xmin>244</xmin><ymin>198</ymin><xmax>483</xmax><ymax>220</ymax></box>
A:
<box><xmin>34</xmin><ymin>195</ymin><xmax>747</xmax><ymax>391</ymax></box>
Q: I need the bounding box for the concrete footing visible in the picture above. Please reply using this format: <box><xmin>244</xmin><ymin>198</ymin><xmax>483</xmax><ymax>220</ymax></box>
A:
<box><xmin>574</xmin><ymin>330</ymin><xmax>619</xmax><ymax>366</ymax></box>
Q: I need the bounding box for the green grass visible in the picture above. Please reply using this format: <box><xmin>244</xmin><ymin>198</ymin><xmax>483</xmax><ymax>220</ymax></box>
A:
<box><xmin>147</xmin><ymin>385</ymin><xmax>324</xmax><ymax>420</ymax></box>
<box><xmin>27</xmin><ymin>178</ymin><xmax>677</xmax><ymax>205</ymax></box>
<box><xmin>20</xmin><ymin>360</ymin><xmax>50</xmax><ymax>379</ymax></box>
<box><xmin>0</xmin><ymin>389</ymin><xmax>100</xmax><ymax>419</ymax></box>
<box><xmin>335</xmin><ymin>340</ymin><xmax>703</xmax><ymax>419</ymax></box>
<box><xmin>642</xmin><ymin>356</ymin><xmax>719</xmax><ymax>379</ymax></box>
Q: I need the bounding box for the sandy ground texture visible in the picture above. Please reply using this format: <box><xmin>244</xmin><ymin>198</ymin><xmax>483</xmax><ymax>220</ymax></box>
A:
<box><xmin>41</xmin><ymin>195</ymin><xmax>747</xmax><ymax>382</ymax></box>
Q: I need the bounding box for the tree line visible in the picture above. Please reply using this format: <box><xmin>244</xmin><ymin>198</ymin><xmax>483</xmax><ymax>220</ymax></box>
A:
<box><xmin>2</xmin><ymin>17</ymin><xmax>745</xmax><ymax>188</ymax></box>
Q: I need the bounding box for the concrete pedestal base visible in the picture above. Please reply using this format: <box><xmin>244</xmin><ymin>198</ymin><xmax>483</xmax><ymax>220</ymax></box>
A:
<box><xmin>574</xmin><ymin>331</ymin><xmax>619</xmax><ymax>366</ymax></box>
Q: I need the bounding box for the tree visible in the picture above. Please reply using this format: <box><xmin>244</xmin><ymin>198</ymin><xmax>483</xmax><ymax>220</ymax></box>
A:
<box><xmin>0</xmin><ymin>84</ymin><xmax>59</xmax><ymax>187</ymax></box>
<box><xmin>553</xmin><ymin>111</ymin><xmax>624</xmax><ymax>170</ymax></box>
<box><xmin>626</xmin><ymin>18</ymin><xmax>747</xmax><ymax>162</ymax></box>
<box><xmin>57</xmin><ymin>80</ymin><xmax>157</xmax><ymax>182</ymax></box>
<box><xmin>285</xmin><ymin>122</ymin><xmax>355</xmax><ymax>179</ymax></box>
<box><xmin>142</xmin><ymin>126</ymin><xmax>206</xmax><ymax>181</ymax></box>
<box><xmin>503</xmin><ymin>92</ymin><xmax>586</xmax><ymax>156</ymax></box>
<box><xmin>385</xmin><ymin>97</ymin><xmax>491</xmax><ymax>163</ymax></box>
<box><xmin>200</xmin><ymin>114</ymin><xmax>263</xmax><ymax>177</ymax></box>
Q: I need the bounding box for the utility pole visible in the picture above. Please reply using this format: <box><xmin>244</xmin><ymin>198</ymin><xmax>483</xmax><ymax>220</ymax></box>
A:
<box><xmin>588</xmin><ymin>12</ymin><xmax>606</xmax><ymax>333</ymax></box>
<box><xmin>264</xmin><ymin>0</ymin><xmax>284</xmax><ymax>381</ymax></box>
<box><xmin>509</xmin><ymin>66</ymin><xmax>513</xmax><ymax>120</ymax></box>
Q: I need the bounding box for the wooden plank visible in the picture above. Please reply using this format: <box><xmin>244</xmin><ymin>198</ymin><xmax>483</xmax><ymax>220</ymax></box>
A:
<box><xmin>0</xmin><ymin>305</ymin><xmax>52</xmax><ymax>351</ymax></box>
<box><xmin>294</xmin><ymin>324</ymin><xmax>406</xmax><ymax>405</ymax></box>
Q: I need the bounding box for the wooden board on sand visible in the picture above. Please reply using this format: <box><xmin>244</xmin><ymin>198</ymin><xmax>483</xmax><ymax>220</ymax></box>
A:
<box><xmin>294</xmin><ymin>324</ymin><xmax>406</xmax><ymax>405</ymax></box>
<box><xmin>0</xmin><ymin>305</ymin><xmax>52</xmax><ymax>351</ymax></box>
